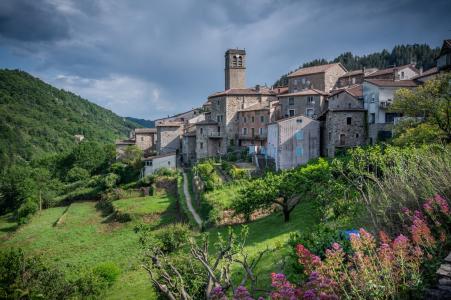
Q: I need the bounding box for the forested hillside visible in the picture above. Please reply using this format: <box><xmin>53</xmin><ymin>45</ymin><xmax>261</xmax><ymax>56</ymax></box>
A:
<box><xmin>274</xmin><ymin>43</ymin><xmax>440</xmax><ymax>86</ymax></box>
<box><xmin>0</xmin><ymin>69</ymin><xmax>138</xmax><ymax>170</ymax></box>
<box><xmin>126</xmin><ymin>117</ymin><xmax>155</xmax><ymax>128</ymax></box>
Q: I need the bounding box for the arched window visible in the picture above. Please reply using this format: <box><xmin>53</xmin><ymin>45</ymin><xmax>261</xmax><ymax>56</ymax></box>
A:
<box><xmin>238</xmin><ymin>56</ymin><xmax>243</xmax><ymax>67</ymax></box>
<box><xmin>232</xmin><ymin>56</ymin><xmax>237</xmax><ymax>67</ymax></box>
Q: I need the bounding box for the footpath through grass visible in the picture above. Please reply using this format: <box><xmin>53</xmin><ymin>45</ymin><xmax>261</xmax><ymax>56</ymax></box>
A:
<box><xmin>0</xmin><ymin>193</ymin><xmax>179</xmax><ymax>299</ymax></box>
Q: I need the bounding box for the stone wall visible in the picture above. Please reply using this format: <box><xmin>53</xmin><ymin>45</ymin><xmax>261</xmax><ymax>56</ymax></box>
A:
<box><xmin>279</xmin><ymin>94</ymin><xmax>326</xmax><ymax>119</ymax></box>
<box><xmin>325</xmin><ymin>64</ymin><xmax>347</xmax><ymax>92</ymax></box>
<box><xmin>135</xmin><ymin>132</ymin><xmax>156</xmax><ymax>152</ymax></box>
<box><xmin>288</xmin><ymin>73</ymin><xmax>325</xmax><ymax>92</ymax></box>
<box><xmin>157</xmin><ymin>125</ymin><xmax>183</xmax><ymax>154</ymax></box>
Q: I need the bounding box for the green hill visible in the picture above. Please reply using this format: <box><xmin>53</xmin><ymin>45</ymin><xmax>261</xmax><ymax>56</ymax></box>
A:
<box><xmin>0</xmin><ymin>69</ymin><xmax>138</xmax><ymax>169</ymax></box>
<box><xmin>126</xmin><ymin>117</ymin><xmax>155</xmax><ymax>128</ymax></box>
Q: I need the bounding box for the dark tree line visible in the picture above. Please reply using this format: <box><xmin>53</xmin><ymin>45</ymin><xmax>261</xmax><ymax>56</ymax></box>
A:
<box><xmin>274</xmin><ymin>44</ymin><xmax>440</xmax><ymax>87</ymax></box>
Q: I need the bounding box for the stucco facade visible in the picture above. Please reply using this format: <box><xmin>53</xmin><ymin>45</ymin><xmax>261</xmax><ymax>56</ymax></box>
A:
<box><xmin>142</xmin><ymin>153</ymin><xmax>177</xmax><ymax>176</ymax></box>
<box><xmin>237</xmin><ymin>105</ymin><xmax>270</xmax><ymax>147</ymax></box>
<box><xmin>267</xmin><ymin>116</ymin><xmax>320</xmax><ymax>170</ymax></box>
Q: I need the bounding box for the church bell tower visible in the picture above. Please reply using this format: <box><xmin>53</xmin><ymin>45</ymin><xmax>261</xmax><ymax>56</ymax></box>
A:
<box><xmin>224</xmin><ymin>49</ymin><xmax>246</xmax><ymax>90</ymax></box>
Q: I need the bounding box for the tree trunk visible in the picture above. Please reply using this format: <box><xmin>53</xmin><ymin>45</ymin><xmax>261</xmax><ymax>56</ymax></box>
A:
<box><xmin>282</xmin><ymin>205</ymin><xmax>290</xmax><ymax>222</ymax></box>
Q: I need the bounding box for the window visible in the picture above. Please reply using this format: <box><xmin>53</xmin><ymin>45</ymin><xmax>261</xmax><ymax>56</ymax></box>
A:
<box><xmin>306</xmin><ymin>108</ymin><xmax>314</xmax><ymax>117</ymax></box>
<box><xmin>200</xmin><ymin>128</ymin><xmax>203</xmax><ymax>134</ymax></box>
<box><xmin>307</xmin><ymin>96</ymin><xmax>314</xmax><ymax>104</ymax></box>
<box><xmin>328</xmin><ymin>131</ymin><xmax>332</xmax><ymax>141</ymax></box>
<box><xmin>217</xmin><ymin>100</ymin><xmax>219</xmax><ymax>105</ymax></box>
<box><xmin>251</xmin><ymin>128</ymin><xmax>255</xmax><ymax>136</ymax></box>
<box><xmin>200</xmin><ymin>142</ymin><xmax>203</xmax><ymax>149</ymax></box>
<box><xmin>401</xmin><ymin>71</ymin><xmax>405</xmax><ymax>79</ymax></box>
<box><xmin>141</xmin><ymin>137</ymin><xmax>144</xmax><ymax>141</ymax></box>
<box><xmin>259</xmin><ymin>127</ymin><xmax>263</xmax><ymax>135</ymax></box>
<box><xmin>370</xmin><ymin>113</ymin><xmax>375</xmax><ymax>124</ymax></box>
<box><xmin>251</xmin><ymin>116</ymin><xmax>255</xmax><ymax>123</ymax></box>
<box><xmin>243</xmin><ymin>117</ymin><xmax>247</xmax><ymax>123</ymax></box>
<box><xmin>260</xmin><ymin>115</ymin><xmax>264</xmax><ymax>123</ymax></box>
<box><xmin>232</xmin><ymin>56</ymin><xmax>237</xmax><ymax>67</ymax></box>
<box><xmin>347</xmin><ymin>117</ymin><xmax>352</xmax><ymax>125</ymax></box>
<box><xmin>146</xmin><ymin>160</ymin><xmax>153</xmax><ymax>166</ymax></box>
<box><xmin>356</xmin><ymin>133</ymin><xmax>359</xmax><ymax>138</ymax></box>
<box><xmin>295</xmin><ymin>130</ymin><xmax>304</xmax><ymax>141</ymax></box>
<box><xmin>289</xmin><ymin>109</ymin><xmax>295</xmax><ymax>117</ymax></box>
<box><xmin>371</xmin><ymin>96</ymin><xmax>375</xmax><ymax>103</ymax></box>
<box><xmin>289</xmin><ymin>97</ymin><xmax>294</xmax><ymax>105</ymax></box>
<box><xmin>348</xmin><ymin>103</ymin><xmax>352</xmax><ymax>108</ymax></box>
<box><xmin>352</xmin><ymin>77</ymin><xmax>356</xmax><ymax>84</ymax></box>
<box><xmin>168</xmin><ymin>161</ymin><xmax>171</xmax><ymax>166</ymax></box>
<box><xmin>296</xmin><ymin>146</ymin><xmax>303</xmax><ymax>157</ymax></box>
<box><xmin>339</xmin><ymin>134</ymin><xmax>346</xmax><ymax>146</ymax></box>
<box><xmin>238</xmin><ymin>56</ymin><xmax>243</xmax><ymax>67</ymax></box>
<box><xmin>385</xmin><ymin>113</ymin><xmax>398</xmax><ymax>123</ymax></box>
<box><xmin>243</xmin><ymin>128</ymin><xmax>248</xmax><ymax>135</ymax></box>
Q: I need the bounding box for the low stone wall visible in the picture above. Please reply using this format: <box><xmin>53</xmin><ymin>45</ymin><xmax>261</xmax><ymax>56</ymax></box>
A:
<box><xmin>425</xmin><ymin>252</ymin><xmax>451</xmax><ymax>299</ymax></box>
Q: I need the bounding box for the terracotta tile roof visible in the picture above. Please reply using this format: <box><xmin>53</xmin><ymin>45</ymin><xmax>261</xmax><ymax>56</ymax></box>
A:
<box><xmin>238</xmin><ymin>102</ymin><xmax>269</xmax><ymax>112</ymax></box>
<box><xmin>278</xmin><ymin>88</ymin><xmax>328</xmax><ymax>97</ymax></box>
<box><xmin>272</xmin><ymin>86</ymin><xmax>289</xmax><ymax>95</ymax></box>
<box><xmin>134</xmin><ymin>128</ymin><xmax>156</xmax><ymax>133</ymax></box>
<box><xmin>365</xmin><ymin>64</ymin><xmax>419</xmax><ymax>78</ymax></box>
<box><xmin>208</xmin><ymin>87</ymin><xmax>275</xmax><ymax>98</ymax></box>
<box><xmin>412</xmin><ymin>67</ymin><xmax>439</xmax><ymax>79</ymax></box>
<box><xmin>288</xmin><ymin>63</ymin><xmax>347</xmax><ymax>78</ymax></box>
<box><xmin>364</xmin><ymin>79</ymin><xmax>418</xmax><ymax>87</ymax></box>
<box><xmin>329</xmin><ymin>85</ymin><xmax>362</xmax><ymax>98</ymax></box>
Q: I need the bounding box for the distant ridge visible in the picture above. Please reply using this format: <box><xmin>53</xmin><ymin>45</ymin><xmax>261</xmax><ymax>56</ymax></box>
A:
<box><xmin>126</xmin><ymin>117</ymin><xmax>155</xmax><ymax>128</ymax></box>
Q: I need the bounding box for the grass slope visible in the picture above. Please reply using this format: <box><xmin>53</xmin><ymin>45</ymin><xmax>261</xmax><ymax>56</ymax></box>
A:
<box><xmin>0</xmin><ymin>69</ymin><xmax>138</xmax><ymax>168</ymax></box>
<box><xmin>0</xmin><ymin>193</ymin><xmax>179</xmax><ymax>299</ymax></box>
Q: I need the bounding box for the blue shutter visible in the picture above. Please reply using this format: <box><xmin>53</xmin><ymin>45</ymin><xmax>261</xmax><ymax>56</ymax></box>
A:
<box><xmin>296</xmin><ymin>146</ymin><xmax>303</xmax><ymax>157</ymax></box>
<box><xmin>295</xmin><ymin>130</ymin><xmax>304</xmax><ymax>141</ymax></box>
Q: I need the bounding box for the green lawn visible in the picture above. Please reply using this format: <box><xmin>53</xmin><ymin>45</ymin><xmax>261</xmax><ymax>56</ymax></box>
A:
<box><xmin>0</xmin><ymin>193</ymin><xmax>179</xmax><ymax>299</ymax></box>
<box><xmin>206</xmin><ymin>199</ymin><xmax>321</xmax><ymax>287</ymax></box>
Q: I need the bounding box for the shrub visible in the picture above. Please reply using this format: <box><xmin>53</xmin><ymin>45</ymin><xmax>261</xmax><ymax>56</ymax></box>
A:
<box><xmin>92</xmin><ymin>262</ymin><xmax>121</xmax><ymax>286</ymax></box>
<box><xmin>16</xmin><ymin>198</ymin><xmax>38</xmax><ymax>224</ymax></box>
<box><xmin>103</xmin><ymin>173</ymin><xmax>120</xmax><ymax>190</ymax></box>
<box><xmin>138</xmin><ymin>223</ymin><xmax>191</xmax><ymax>253</ymax></box>
<box><xmin>229</xmin><ymin>165</ymin><xmax>249</xmax><ymax>180</ymax></box>
<box><xmin>66</xmin><ymin>166</ymin><xmax>90</xmax><ymax>182</ymax></box>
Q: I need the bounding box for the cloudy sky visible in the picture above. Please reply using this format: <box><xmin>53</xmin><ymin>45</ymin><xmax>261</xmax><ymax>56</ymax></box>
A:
<box><xmin>1</xmin><ymin>0</ymin><xmax>450</xmax><ymax>120</ymax></box>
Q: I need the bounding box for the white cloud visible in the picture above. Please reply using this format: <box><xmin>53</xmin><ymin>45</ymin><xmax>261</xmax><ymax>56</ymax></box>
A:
<box><xmin>50</xmin><ymin>73</ymin><xmax>172</xmax><ymax>119</ymax></box>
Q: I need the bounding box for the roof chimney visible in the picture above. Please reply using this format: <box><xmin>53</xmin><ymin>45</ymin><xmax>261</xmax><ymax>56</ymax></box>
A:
<box><xmin>419</xmin><ymin>67</ymin><xmax>423</xmax><ymax>75</ymax></box>
<box><xmin>255</xmin><ymin>84</ymin><xmax>260</xmax><ymax>92</ymax></box>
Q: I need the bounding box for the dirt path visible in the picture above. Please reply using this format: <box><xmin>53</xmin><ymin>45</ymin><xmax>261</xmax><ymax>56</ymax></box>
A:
<box><xmin>182</xmin><ymin>172</ymin><xmax>202</xmax><ymax>227</ymax></box>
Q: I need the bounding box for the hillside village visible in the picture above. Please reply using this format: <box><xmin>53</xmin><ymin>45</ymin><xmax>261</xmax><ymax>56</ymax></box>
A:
<box><xmin>118</xmin><ymin>39</ymin><xmax>451</xmax><ymax>174</ymax></box>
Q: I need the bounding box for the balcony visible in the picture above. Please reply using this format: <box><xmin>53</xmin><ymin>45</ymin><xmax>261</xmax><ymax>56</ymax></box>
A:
<box><xmin>238</xmin><ymin>133</ymin><xmax>267</xmax><ymax>140</ymax></box>
<box><xmin>208</xmin><ymin>132</ymin><xmax>223</xmax><ymax>138</ymax></box>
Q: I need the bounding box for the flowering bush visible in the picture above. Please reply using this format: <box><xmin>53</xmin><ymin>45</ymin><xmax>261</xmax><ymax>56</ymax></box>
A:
<box><xmin>265</xmin><ymin>194</ymin><xmax>450</xmax><ymax>299</ymax></box>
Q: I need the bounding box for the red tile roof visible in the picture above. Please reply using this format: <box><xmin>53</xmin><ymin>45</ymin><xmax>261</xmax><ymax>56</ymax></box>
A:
<box><xmin>288</xmin><ymin>63</ymin><xmax>347</xmax><ymax>78</ymax></box>
<box><xmin>364</xmin><ymin>79</ymin><xmax>418</xmax><ymax>87</ymax></box>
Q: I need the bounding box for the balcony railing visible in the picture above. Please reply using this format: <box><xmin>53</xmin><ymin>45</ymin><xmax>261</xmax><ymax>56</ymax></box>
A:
<box><xmin>238</xmin><ymin>133</ymin><xmax>267</xmax><ymax>140</ymax></box>
<box><xmin>208</xmin><ymin>132</ymin><xmax>223</xmax><ymax>138</ymax></box>
<box><xmin>379</xmin><ymin>100</ymin><xmax>392</xmax><ymax>109</ymax></box>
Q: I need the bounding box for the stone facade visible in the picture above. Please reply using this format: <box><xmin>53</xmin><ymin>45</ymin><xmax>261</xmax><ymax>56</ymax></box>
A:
<box><xmin>335</xmin><ymin>68</ymin><xmax>378</xmax><ymax>88</ymax></box>
<box><xmin>278</xmin><ymin>91</ymin><xmax>327</xmax><ymax>119</ymax></box>
<box><xmin>133</xmin><ymin>128</ymin><xmax>157</xmax><ymax>154</ymax></box>
<box><xmin>195</xmin><ymin>120</ymin><xmax>221</xmax><ymax>160</ymax></box>
<box><xmin>287</xmin><ymin>63</ymin><xmax>347</xmax><ymax>93</ymax></box>
<box><xmin>365</xmin><ymin>65</ymin><xmax>419</xmax><ymax>81</ymax></box>
<box><xmin>267</xmin><ymin>115</ymin><xmax>320</xmax><ymax>170</ymax></box>
<box><xmin>225</xmin><ymin>49</ymin><xmax>246</xmax><ymax>90</ymax></box>
<box><xmin>156</xmin><ymin>123</ymin><xmax>183</xmax><ymax>154</ymax></box>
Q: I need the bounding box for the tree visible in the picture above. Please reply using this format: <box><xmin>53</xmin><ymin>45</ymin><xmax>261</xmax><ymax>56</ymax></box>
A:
<box><xmin>389</xmin><ymin>73</ymin><xmax>451</xmax><ymax>142</ymax></box>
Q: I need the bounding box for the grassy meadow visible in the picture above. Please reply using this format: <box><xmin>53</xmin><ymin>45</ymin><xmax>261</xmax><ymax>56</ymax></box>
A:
<box><xmin>0</xmin><ymin>192</ymin><xmax>181</xmax><ymax>299</ymax></box>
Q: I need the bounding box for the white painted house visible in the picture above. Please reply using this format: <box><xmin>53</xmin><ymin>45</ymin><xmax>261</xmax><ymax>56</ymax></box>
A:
<box><xmin>142</xmin><ymin>152</ymin><xmax>177</xmax><ymax>176</ymax></box>
<box><xmin>363</xmin><ymin>79</ymin><xmax>417</xmax><ymax>144</ymax></box>
<box><xmin>266</xmin><ymin>115</ymin><xmax>320</xmax><ymax>170</ymax></box>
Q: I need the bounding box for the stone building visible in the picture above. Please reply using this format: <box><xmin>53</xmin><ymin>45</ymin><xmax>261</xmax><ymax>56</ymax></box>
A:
<box><xmin>181</xmin><ymin>124</ymin><xmax>197</xmax><ymax>165</ymax></box>
<box><xmin>365</xmin><ymin>64</ymin><xmax>420</xmax><ymax>81</ymax></box>
<box><xmin>156</xmin><ymin>121</ymin><xmax>184</xmax><ymax>154</ymax></box>
<box><xmin>237</xmin><ymin>102</ymin><xmax>271</xmax><ymax>147</ymax></box>
<box><xmin>287</xmin><ymin>63</ymin><xmax>347</xmax><ymax>93</ymax></box>
<box><xmin>116</xmin><ymin>127</ymin><xmax>157</xmax><ymax>158</ymax></box>
<box><xmin>193</xmin><ymin>49</ymin><xmax>277</xmax><ymax>160</ymax></box>
<box><xmin>363</xmin><ymin>79</ymin><xmax>417</xmax><ymax>144</ymax></box>
<box><xmin>335</xmin><ymin>68</ymin><xmax>378</xmax><ymax>88</ymax></box>
<box><xmin>319</xmin><ymin>85</ymin><xmax>366</xmax><ymax>157</ymax></box>
<box><xmin>266</xmin><ymin>115</ymin><xmax>320</xmax><ymax>170</ymax></box>
<box><xmin>277</xmin><ymin>89</ymin><xmax>328</xmax><ymax>119</ymax></box>
<box><xmin>133</xmin><ymin>128</ymin><xmax>157</xmax><ymax>155</ymax></box>
<box><xmin>154</xmin><ymin>108</ymin><xmax>203</xmax><ymax>126</ymax></box>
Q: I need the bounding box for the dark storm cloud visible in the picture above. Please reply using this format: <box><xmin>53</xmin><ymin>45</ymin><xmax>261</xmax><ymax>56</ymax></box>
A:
<box><xmin>0</xmin><ymin>0</ymin><xmax>450</xmax><ymax>119</ymax></box>
<box><xmin>0</xmin><ymin>0</ymin><xmax>70</xmax><ymax>42</ymax></box>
